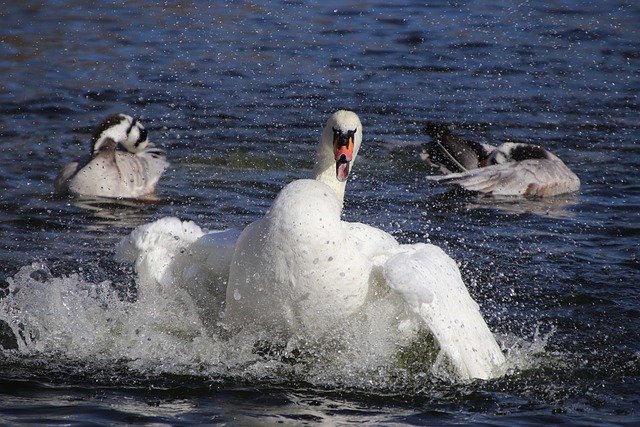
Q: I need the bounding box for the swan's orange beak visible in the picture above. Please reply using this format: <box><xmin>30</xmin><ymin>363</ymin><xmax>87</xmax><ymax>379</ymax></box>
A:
<box><xmin>333</xmin><ymin>128</ymin><xmax>356</xmax><ymax>182</ymax></box>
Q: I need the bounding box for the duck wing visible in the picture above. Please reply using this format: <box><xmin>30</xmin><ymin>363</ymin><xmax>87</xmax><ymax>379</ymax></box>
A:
<box><xmin>428</xmin><ymin>159</ymin><xmax>580</xmax><ymax>197</ymax></box>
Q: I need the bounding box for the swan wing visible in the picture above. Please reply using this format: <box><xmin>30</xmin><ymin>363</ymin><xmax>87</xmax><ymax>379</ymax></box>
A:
<box><xmin>115</xmin><ymin>217</ymin><xmax>240</xmax><ymax>325</ymax></box>
<box><xmin>346</xmin><ymin>222</ymin><xmax>399</xmax><ymax>263</ymax></box>
<box><xmin>345</xmin><ymin>223</ymin><xmax>505</xmax><ymax>380</ymax></box>
<box><xmin>383</xmin><ymin>243</ymin><xmax>505</xmax><ymax>380</ymax></box>
<box><xmin>115</xmin><ymin>217</ymin><xmax>207</xmax><ymax>287</ymax></box>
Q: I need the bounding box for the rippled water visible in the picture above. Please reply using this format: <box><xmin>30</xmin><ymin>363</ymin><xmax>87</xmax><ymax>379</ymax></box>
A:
<box><xmin>1</xmin><ymin>0</ymin><xmax>639</xmax><ymax>425</ymax></box>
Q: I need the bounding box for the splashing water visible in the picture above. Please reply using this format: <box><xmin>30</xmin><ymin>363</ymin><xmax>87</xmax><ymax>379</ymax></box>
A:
<box><xmin>0</xmin><ymin>260</ymin><xmax>557</xmax><ymax>390</ymax></box>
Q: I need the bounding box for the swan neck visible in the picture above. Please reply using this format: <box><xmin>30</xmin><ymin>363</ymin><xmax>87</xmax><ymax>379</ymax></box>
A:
<box><xmin>312</xmin><ymin>162</ymin><xmax>347</xmax><ymax>207</ymax></box>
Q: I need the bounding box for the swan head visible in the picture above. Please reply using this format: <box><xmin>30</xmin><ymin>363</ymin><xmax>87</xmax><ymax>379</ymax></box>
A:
<box><xmin>314</xmin><ymin>110</ymin><xmax>363</xmax><ymax>189</ymax></box>
<box><xmin>91</xmin><ymin>114</ymin><xmax>150</xmax><ymax>155</ymax></box>
<box><xmin>333</xmin><ymin>125</ymin><xmax>358</xmax><ymax>182</ymax></box>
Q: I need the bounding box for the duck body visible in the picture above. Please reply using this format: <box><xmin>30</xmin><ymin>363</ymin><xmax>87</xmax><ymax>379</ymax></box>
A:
<box><xmin>57</xmin><ymin>144</ymin><xmax>167</xmax><ymax>198</ymax></box>
<box><xmin>55</xmin><ymin>114</ymin><xmax>168</xmax><ymax>199</ymax></box>
<box><xmin>422</xmin><ymin>124</ymin><xmax>580</xmax><ymax>197</ymax></box>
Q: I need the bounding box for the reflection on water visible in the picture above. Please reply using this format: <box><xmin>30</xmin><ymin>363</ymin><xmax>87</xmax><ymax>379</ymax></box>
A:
<box><xmin>429</xmin><ymin>188</ymin><xmax>580</xmax><ymax>218</ymax></box>
<box><xmin>70</xmin><ymin>196</ymin><xmax>161</xmax><ymax>220</ymax></box>
<box><xmin>468</xmin><ymin>194</ymin><xmax>580</xmax><ymax>218</ymax></box>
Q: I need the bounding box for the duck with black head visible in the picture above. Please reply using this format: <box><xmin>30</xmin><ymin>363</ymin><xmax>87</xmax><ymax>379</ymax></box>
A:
<box><xmin>54</xmin><ymin>113</ymin><xmax>168</xmax><ymax>199</ymax></box>
<box><xmin>422</xmin><ymin>123</ymin><xmax>580</xmax><ymax>197</ymax></box>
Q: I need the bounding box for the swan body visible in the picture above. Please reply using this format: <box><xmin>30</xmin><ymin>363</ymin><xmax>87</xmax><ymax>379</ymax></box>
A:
<box><xmin>55</xmin><ymin>114</ymin><xmax>169</xmax><ymax>199</ymax></box>
<box><xmin>224</xmin><ymin>110</ymin><xmax>366</xmax><ymax>334</ymax></box>
<box><xmin>223</xmin><ymin>179</ymin><xmax>505</xmax><ymax>379</ymax></box>
<box><xmin>422</xmin><ymin>123</ymin><xmax>580</xmax><ymax>197</ymax></box>
<box><xmin>224</xmin><ymin>179</ymin><xmax>373</xmax><ymax>334</ymax></box>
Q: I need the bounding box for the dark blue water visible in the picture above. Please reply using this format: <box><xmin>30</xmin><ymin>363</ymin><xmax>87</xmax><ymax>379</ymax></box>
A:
<box><xmin>1</xmin><ymin>0</ymin><xmax>639</xmax><ymax>425</ymax></box>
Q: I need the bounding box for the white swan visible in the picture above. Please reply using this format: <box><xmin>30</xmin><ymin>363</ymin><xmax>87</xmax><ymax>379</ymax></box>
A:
<box><xmin>223</xmin><ymin>110</ymin><xmax>505</xmax><ymax>380</ymax></box>
<box><xmin>422</xmin><ymin>123</ymin><xmax>580</xmax><ymax>197</ymax></box>
<box><xmin>54</xmin><ymin>114</ymin><xmax>169</xmax><ymax>199</ymax></box>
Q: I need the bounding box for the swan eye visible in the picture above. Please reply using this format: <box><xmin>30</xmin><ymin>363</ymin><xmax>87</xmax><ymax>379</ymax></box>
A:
<box><xmin>332</xmin><ymin>127</ymin><xmax>357</xmax><ymax>136</ymax></box>
<box><xmin>333</xmin><ymin>127</ymin><xmax>357</xmax><ymax>148</ymax></box>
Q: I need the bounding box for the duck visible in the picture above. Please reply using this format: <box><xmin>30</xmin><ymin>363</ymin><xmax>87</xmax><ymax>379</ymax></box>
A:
<box><xmin>116</xmin><ymin>111</ymin><xmax>505</xmax><ymax>380</ymax></box>
<box><xmin>54</xmin><ymin>113</ymin><xmax>169</xmax><ymax>199</ymax></box>
<box><xmin>421</xmin><ymin>123</ymin><xmax>580</xmax><ymax>197</ymax></box>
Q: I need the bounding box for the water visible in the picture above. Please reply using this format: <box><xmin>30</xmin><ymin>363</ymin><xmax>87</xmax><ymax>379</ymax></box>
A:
<box><xmin>1</xmin><ymin>0</ymin><xmax>639</xmax><ymax>425</ymax></box>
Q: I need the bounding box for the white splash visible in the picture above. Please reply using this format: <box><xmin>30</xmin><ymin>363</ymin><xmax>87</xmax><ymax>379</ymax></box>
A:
<box><xmin>0</xmin><ymin>260</ymin><xmax>553</xmax><ymax>387</ymax></box>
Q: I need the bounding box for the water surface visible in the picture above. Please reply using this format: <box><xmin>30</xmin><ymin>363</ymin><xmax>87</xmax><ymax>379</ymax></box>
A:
<box><xmin>1</xmin><ymin>0</ymin><xmax>639</xmax><ymax>425</ymax></box>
